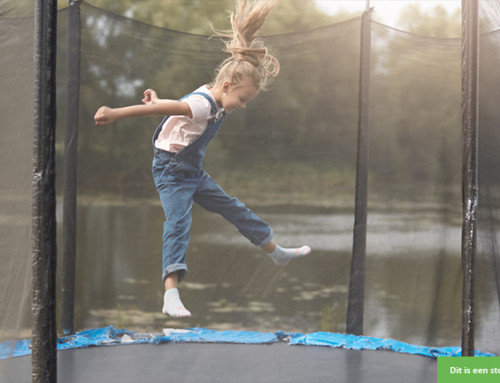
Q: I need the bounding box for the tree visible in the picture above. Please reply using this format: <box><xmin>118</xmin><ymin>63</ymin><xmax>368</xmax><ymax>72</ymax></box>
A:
<box><xmin>368</xmin><ymin>5</ymin><xmax>462</xmax><ymax>186</ymax></box>
<box><xmin>73</xmin><ymin>0</ymin><xmax>342</xmax><ymax>35</ymax></box>
<box><xmin>398</xmin><ymin>4</ymin><xmax>461</xmax><ymax>38</ymax></box>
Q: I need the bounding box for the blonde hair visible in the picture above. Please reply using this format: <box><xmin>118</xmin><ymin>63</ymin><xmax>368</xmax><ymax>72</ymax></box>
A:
<box><xmin>212</xmin><ymin>0</ymin><xmax>280</xmax><ymax>91</ymax></box>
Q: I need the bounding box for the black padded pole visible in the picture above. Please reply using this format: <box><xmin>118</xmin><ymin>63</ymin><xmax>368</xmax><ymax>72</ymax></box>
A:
<box><xmin>32</xmin><ymin>0</ymin><xmax>58</xmax><ymax>382</ymax></box>
<box><xmin>461</xmin><ymin>0</ymin><xmax>479</xmax><ymax>357</ymax></box>
<box><xmin>346</xmin><ymin>8</ymin><xmax>372</xmax><ymax>336</ymax></box>
<box><xmin>61</xmin><ymin>0</ymin><xmax>82</xmax><ymax>337</ymax></box>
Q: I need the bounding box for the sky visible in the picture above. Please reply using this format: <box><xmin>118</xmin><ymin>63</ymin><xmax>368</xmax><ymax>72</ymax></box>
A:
<box><xmin>315</xmin><ymin>0</ymin><xmax>461</xmax><ymax>28</ymax></box>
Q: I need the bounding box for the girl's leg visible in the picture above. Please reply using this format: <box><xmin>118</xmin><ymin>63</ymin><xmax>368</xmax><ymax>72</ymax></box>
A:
<box><xmin>153</xmin><ymin>159</ymin><xmax>198</xmax><ymax>318</ymax></box>
<box><xmin>194</xmin><ymin>171</ymin><xmax>273</xmax><ymax>245</ymax></box>
<box><xmin>158</xmin><ymin>195</ymin><xmax>192</xmax><ymax>317</ymax></box>
<box><xmin>164</xmin><ymin>272</ymin><xmax>178</xmax><ymax>290</ymax></box>
<box><xmin>162</xmin><ymin>272</ymin><xmax>191</xmax><ymax>317</ymax></box>
<box><xmin>194</xmin><ymin>172</ymin><xmax>311</xmax><ymax>264</ymax></box>
<box><xmin>261</xmin><ymin>241</ymin><xmax>276</xmax><ymax>253</ymax></box>
<box><xmin>262</xmin><ymin>240</ymin><xmax>311</xmax><ymax>266</ymax></box>
<box><xmin>153</xmin><ymin>165</ymin><xmax>193</xmax><ymax>284</ymax></box>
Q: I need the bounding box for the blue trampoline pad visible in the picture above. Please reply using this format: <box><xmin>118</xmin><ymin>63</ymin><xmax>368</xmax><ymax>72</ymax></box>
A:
<box><xmin>2</xmin><ymin>326</ymin><xmax>486</xmax><ymax>359</ymax></box>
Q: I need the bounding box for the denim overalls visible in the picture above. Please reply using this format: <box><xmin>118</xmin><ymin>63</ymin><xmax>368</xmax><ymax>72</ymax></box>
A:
<box><xmin>152</xmin><ymin>91</ymin><xmax>273</xmax><ymax>283</ymax></box>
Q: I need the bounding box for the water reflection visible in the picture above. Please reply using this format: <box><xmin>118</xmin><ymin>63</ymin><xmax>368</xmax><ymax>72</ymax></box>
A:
<box><xmin>56</xmin><ymin>200</ymin><xmax>497</xmax><ymax>351</ymax></box>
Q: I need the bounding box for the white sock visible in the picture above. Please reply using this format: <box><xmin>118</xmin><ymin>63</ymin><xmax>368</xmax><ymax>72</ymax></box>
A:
<box><xmin>268</xmin><ymin>245</ymin><xmax>311</xmax><ymax>266</ymax></box>
<box><xmin>162</xmin><ymin>288</ymin><xmax>191</xmax><ymax>318</ymax></box>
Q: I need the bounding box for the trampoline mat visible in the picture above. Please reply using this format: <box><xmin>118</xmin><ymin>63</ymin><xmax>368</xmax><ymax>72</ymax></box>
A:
<box><xmin>1</xmin><ymin>342</ymin><xmax>437</xmax><ymax>383</ymax></box>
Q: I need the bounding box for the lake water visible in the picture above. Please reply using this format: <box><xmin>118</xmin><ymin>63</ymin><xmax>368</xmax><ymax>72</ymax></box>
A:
<box><xmin>56</xmin><ymin>199</ymin><xmax>500</xmax><ymax>352</ymax></box>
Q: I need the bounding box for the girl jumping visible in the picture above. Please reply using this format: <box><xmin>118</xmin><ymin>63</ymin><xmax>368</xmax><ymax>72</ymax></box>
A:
<box><xmin>94</xmin><ymin>0</ymin><xmax>311</xmax><ymax>318</ymax></box>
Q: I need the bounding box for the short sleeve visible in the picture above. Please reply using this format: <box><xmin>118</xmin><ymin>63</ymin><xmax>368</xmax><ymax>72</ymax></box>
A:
<box><xmin>184</xmin><ymin>94</ymin><xmax>212</xmax><ymax>123</ymax></box>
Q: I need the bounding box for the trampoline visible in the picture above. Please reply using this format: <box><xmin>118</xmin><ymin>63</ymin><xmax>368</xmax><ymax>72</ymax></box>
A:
<box><xmin>2</xmin><ymin>343</ymin><xmax>437</xmax><ymax>383</ymax></box>
<box><xmin>1</xmin><ymin>326</ymin><xmax>459</xmax><ymax>382</ymax></box>
<box><xmin>2</xmin><ymin>1</ymin><xmax>500</xmax><ymax>382</ymax></box>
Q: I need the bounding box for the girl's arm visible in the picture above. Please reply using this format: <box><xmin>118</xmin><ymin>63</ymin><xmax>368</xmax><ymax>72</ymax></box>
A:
<box><xmin>94</xmin><ymin>89</ymin><xmax>192</xmax><ymax>125</ymax></box>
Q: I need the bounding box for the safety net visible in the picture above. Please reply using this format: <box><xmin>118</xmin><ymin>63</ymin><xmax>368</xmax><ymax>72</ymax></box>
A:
<box><xmin>0</xmin><ymin>6</ymin><xmax>34</xmax><ymax>344</ymax></box>
<box><xmin>2</xmin><ymin>0</ymin><xmax>500</xmax><ymax>374</ymax></box>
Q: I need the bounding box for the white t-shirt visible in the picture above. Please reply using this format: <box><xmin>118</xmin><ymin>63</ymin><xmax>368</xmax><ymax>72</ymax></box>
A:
<box><xmin>154</xmin><ymin>85</ymin><xmax>224</xmax><ymax>153</ymax></box>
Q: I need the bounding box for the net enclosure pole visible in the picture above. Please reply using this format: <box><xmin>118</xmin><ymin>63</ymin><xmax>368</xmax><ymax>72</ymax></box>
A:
<box><xmin>32</xmin><ymin>0</ymin><xmax>58</xmax><ymax>382</ymax></box>
<box><xmin>461</xmin><ymin>0</ymin><xmax>479</xmax><ymax>357</ymax></box>
<box><xmin>61</xmin><ymin>0</ymin><xmax>82</xmax><ymax>336</ymax></box>
<box><xmin>346</xmin><ymin>7</ymin><xmax>372</xmax><ymax>336</ymax></box>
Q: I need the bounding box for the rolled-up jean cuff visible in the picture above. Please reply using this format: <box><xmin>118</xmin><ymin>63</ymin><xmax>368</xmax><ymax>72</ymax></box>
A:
<box><xmin>163</xmin><ymin>264</ymin><xmax>188</xmax><ymax>283</ymax></box>
<box><xmin>254</xmin><ymin>229</ymin><xmax>274</xmax><ymax>247</ymax></box>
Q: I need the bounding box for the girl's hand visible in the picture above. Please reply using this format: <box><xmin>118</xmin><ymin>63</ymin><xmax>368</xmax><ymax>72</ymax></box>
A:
<box><xmin>142</xmin><ymin>89</ymin><xmax>158</xmax><ymax>105</ymax></box>
<box><xmin>94</xmin><ymin>106</ymin><xmax>116</xmax><ymax>125</ymax></box>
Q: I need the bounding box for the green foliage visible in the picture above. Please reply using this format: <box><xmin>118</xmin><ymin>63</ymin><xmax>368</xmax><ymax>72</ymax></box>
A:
<box><xmin>367</xmin><ymin>8</ymin><xmax>462</xmax><ymax>185</ymax></box>
<box><xmin>398</xmin><ymin>4</ymin><xmax>461</xmax><ymax>38</ymax></box>
<box><xmin>77</xmin><ymin>0</ymin><xmax>342</xmax><ymax>35</ymax></box>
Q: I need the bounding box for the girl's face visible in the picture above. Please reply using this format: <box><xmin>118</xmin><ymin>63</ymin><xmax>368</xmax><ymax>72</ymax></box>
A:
<box><xmin>220</xmin><ymin>78</ymin><xmax>259</xmax><ymax>114</ymax></box>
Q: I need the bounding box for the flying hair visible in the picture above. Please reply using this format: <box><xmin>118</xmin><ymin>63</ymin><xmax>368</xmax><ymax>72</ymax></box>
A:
<box><xmin>212</xmin><ymin>0</ymin><xmax>280</xmax><ymax>91</ymax></box>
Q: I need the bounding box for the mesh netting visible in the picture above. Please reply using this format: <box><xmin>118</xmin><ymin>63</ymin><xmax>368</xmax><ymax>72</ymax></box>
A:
<box><xmin>476</xmin><ymin>0</ymin><xmax>500</xmax><ymax>355</ymax></box>
<box><xmin>0</xmin><ymin>14</ymin><xmax>34</xmax><ymax>342</ymax></box>
<box><xmin>1</xmin><ymin>0</ymin><xmax>500</xmax><ymax>363</ymax></box>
